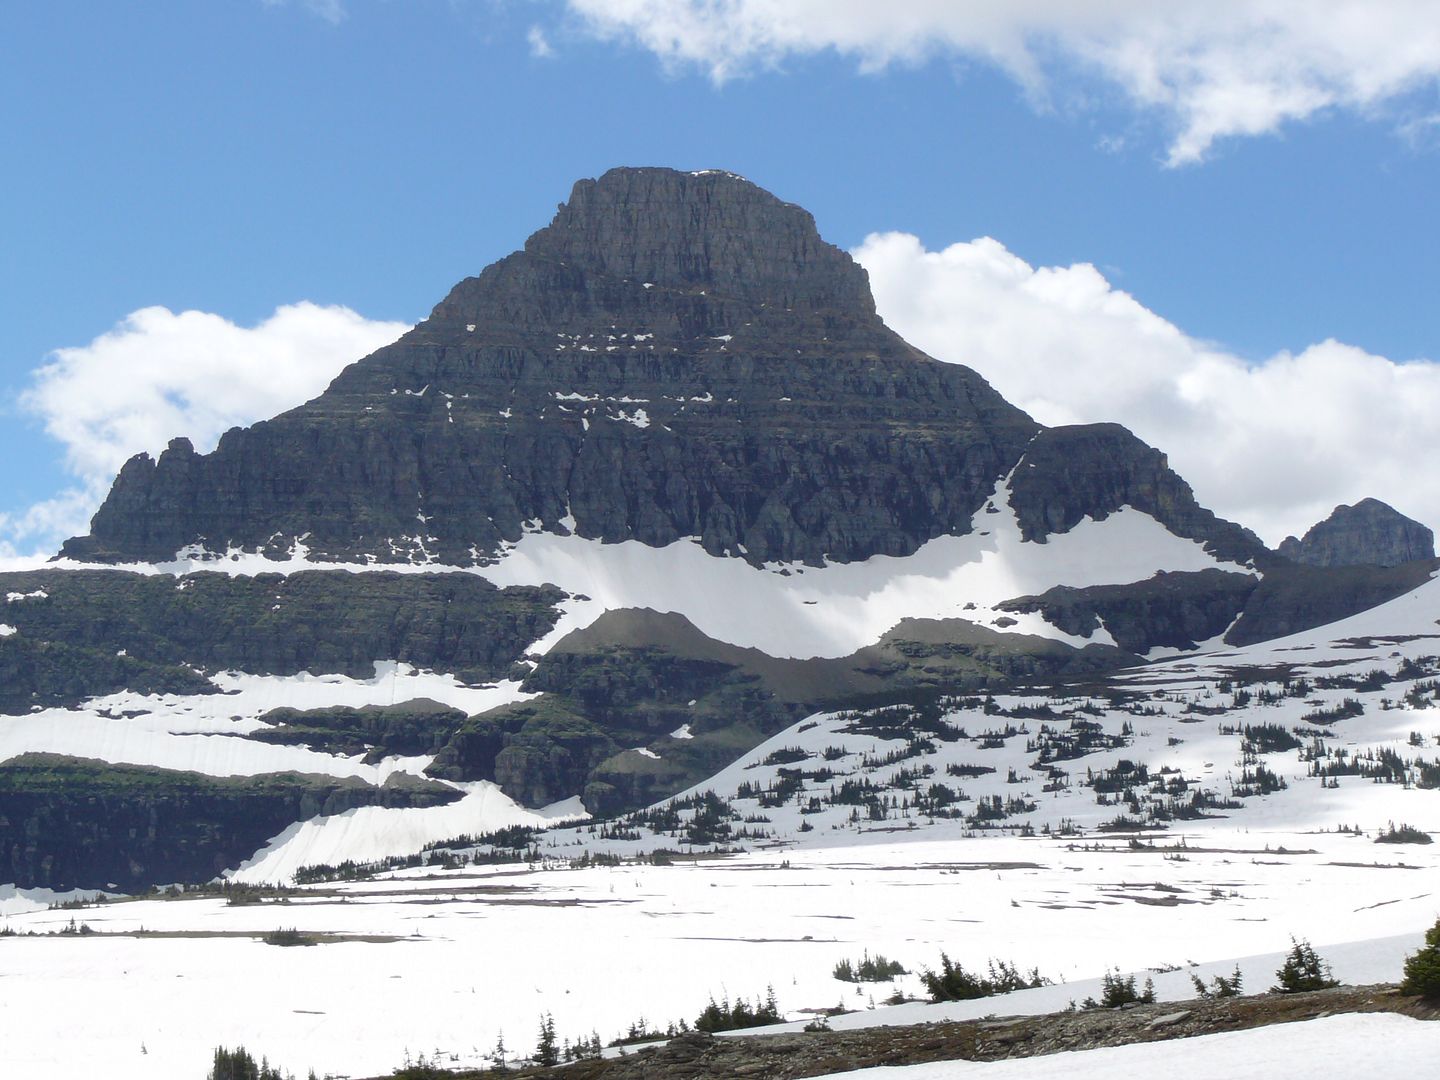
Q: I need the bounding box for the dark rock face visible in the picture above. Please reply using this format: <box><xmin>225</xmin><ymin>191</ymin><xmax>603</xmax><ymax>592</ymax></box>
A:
<box><xmin>1000</xmin><ymin>569</ymin><xmax>1261</xmax><ymax>653</ymax></box>
<box><xmin>0</xmin><ymin>568</ymin><xmax>563</xmax><ymax>712</ymax></box>
<box><xmin>1278</xmin><ymin>498</ymin><xmax>1435</xmax><ymax>568</ymax></box>
<box><xmin>0</xmin><ymin>755</ymin><xmax>460</xmax><ymax>891</ymax></box>
<box><xmin>1000</xmin><ymin>560</ymin><xmax>1439</xmax><ymax>654</ymax></box>
<box><xmin>63</xmin><ymin>168</ymin><xmax>1039</xmax><ymax>567</ymax></box>
<box><xmin>0</xmin><ymin>636</ymin><xmax>214</xmax><ymax>716</ymax></box>
<box><xmin>248</xmin><ymin>698</ymin><xmax>471</xmax><ymax>761</ymax></box>
<box><xmin>427</xmin><ymin>698</ymin><xmax>623</xmax><ymax>808</ymax></box>
<box><xmin>1007</xmin><ymin>424</ymin><xmax>1266</xmax><ymax>564</ymax></box>
<box><xmin>1225</xmin><ymin>559</ymin><xmax>1438</xmax><ymax>646</ymax></box>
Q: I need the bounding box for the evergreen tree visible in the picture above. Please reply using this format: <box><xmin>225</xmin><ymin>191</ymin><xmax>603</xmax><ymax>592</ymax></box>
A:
<box><xmin>1399</xmin><ymin>918</ymin><xmax>1440</xmax><ymax>998</ymax></box>
<box><xmin>920</xmin><ymin>953</ymin><xmax>1046</xmax><ymax>1002</ymax></box>
<box><xmin>535</xmin><ymin>1013</ymin><xmax>559</xmax><ymax>1066</ymax></box>
<box><xmin>1190</xmin><ymin>965</ymin><xmax>1243</xmax><ymax>998</ymax></box>
<box><xmin>1081</xmin><ymin>970</ymin><xmax>1155</xmax><ymax>1009</ymax></box>
<box><xmin>208</xmin><ymin>1046</ymin><xmax>291</xmax><ymax>1080</ymax></box>
<box><xmin>210</xmin><ymin>1047</ymin><xmax>259</xmax><ymax>1080</ymax></box>
<box><xmin>1272</xmin><ymin>938</ymin><xmax>1339</xmax><ymax>993</ymax></box>
<box><xmin>693</xmin><ymin>989</ymin><xmax>783</xmax><ymax>1033</ymax></box>
<box><xmin>491</xmin><ymin>1030</ymin><xmax>508</xmax><ymax>1073</ymax></box>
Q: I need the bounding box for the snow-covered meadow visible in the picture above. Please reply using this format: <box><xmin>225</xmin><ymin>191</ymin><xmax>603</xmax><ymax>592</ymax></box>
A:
<box><xmin>0</xmin><ymin>824</ymin><xmax>1435</xmax><ymax>1080</ymax></box>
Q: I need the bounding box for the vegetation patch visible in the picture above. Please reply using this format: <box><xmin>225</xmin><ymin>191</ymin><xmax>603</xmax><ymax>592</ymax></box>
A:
<box><xmin>833</xmin><ymin>951</ymin><xmax>908</xmax><ymax>983</ymax></box>
<box><xmin>920</xmin><ymin>955</ymin><xmax>1048</xmax><ymax>1002</ymax></box>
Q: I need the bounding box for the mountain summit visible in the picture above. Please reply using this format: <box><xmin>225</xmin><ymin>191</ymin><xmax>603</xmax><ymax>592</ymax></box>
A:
<box><xmin>62</xmin><ymin>167</ymin><xmax>1252</xmax><ymax>568</ymax></box>
<box><xmin>1278</xmin><ymin>498</ymin><xmax>1434</xmax><ymax>568</ymax></box>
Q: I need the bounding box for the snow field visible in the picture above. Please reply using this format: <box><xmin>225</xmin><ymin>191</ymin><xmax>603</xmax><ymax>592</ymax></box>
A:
<box><xmin>0</xmin><ymin>832</ymin><xmax>1435</xmax><ymax>1080</ymax></box>
<box><xmin>8</xmin><ymin>556</ymin><xmax>1435</xmax><ymax>905</ymax></box>
<box><xmin>470</xmin><ymin>488</ymin><xmax>1233</xmax><ymax>659</ymax></box>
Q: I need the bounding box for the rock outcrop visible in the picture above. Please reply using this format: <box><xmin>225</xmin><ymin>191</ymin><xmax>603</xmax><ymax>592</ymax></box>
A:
<box><xmin>1224</xmin><ymin>558</ymin><xmax>1438</xmax><ymax>646</ymax></box>
<box><xmin>446</xmin><ymin>985</ymin><xmax>1435</xmax><ymax>1080</ymax></box>
<box><xmin>1278</xmin><ymin>498</ymin><xmax>1434</xmax><ymax>568</ymax></box>
<box><xmin>1000</xmin><ymin>569</ymin><xmax>1260</xmax><ymax>653</ymax></box>
<box><xmin>1007</xmin><ymin>424</ymin><xmax>1266</xmax><ymax>563</ymax></box>
<box><xmin>1001</xmin><ymin>559</ymin><xmax>1439</xmax><ymax>653</ymax></box>
<box><xmin>248</xmin><ymin>698</ymin><xmax>471</xmax><ymax>761</ymax></box>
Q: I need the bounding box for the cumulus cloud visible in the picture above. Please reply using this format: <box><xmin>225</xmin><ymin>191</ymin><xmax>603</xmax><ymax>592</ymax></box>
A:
<box><xmin>559</xmin><ymin>0</ymin><xmax>1440</xmax><ymax>163</ymax></box>
<box><xmin>855</xmin><ymin>230</ymin><xmax>1440</xmax><ymax>544</ymax></box>
<box><xmin>5</xmin><ymin>303</ymin><xmax>408</xmax><ymax>559</ymax></box>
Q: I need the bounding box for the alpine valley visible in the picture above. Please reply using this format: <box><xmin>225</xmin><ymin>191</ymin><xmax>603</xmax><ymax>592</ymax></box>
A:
<box><xmin>3</xmin><ymin>169</ymin><xmax>1438</xmax><ymax>1080</ymax></box>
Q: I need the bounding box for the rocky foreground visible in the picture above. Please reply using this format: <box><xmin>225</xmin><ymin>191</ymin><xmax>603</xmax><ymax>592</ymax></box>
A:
<box><xmin>363</xmin><ymin>985</ymin><xmax>1437</xmax><ymax>1079</ymax></box>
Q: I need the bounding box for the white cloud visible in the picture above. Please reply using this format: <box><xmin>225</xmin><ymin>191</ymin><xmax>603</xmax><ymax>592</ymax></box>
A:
<box><xmin>528</xmin><ymin>25</ymin><xmax>557</xmax><ymax>59</ymax></box>
<box><xmin>559</xmin><ymin>0</ymin><xmax>1440</xmax><ymax>163</ymax></box>
<box><xmin>0</xmin><ymin>487</ymin><xmax>110</xmax><ymax>569</ymax></box>
<box><xmin>6</xmin><ymin>303</ymin><xmax>408</xmax><ymax>559</ymax></box>
<box><xmin>855</xmin><ymin>230</ymin><xmax>1440</xmax><ymax>545</ymax></box>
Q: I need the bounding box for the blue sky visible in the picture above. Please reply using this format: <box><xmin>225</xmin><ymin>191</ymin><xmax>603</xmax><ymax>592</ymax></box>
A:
<box><xmin>4</xmin><ymin>1</ymin><xmax>1439</xmax><ymax>555</ymax></box>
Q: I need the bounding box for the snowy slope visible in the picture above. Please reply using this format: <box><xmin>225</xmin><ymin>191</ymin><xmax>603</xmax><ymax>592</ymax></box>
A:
<box><xmin>468</xmin><ymin>489</ymin><xmax>1233</xmax><ymax>658</ymax></box>
<box><xmin>501</xmin><ymin>569</ymin><xmax>1440</xmax><ymax>862</ymax></box>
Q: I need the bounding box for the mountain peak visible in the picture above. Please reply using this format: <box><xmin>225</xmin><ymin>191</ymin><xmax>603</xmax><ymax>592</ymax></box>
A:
<box><xmin>1278</xmin><ymin>498</ymin><xmax>1435</xmax><ymax>568</ymax></box>
<box><xmin>417</xmin><ymin>165</ymin><xmax>877</xmax><ymax>346</ymax></box>
<box><xmin>514</xmin><ymin>166</ymin><xmax>873</xmax><ymax>314</ymax></box>
<box><xmin>61</xmin><ymin>167</ymin><xmax>1036</xmax><ymax>566</ymax></box>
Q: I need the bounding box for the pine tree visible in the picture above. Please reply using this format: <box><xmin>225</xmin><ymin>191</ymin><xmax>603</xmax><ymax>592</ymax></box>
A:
<box><xmin>491</xmin><ymin>1030</ymin><xmax>509</xmax><ymax>1072</ymax></box>
<box><xmin>1272</xmin><ymin>937</ymin><xmax>1339</xmax><ymax>993</ymax></box>
<box><xmin>210</xmin><ymin>1047</ymin><xmax>259</xmax><ymax>1080</ymax></box>
<box><xmin>535</xmin><ymin>1013</ymin><xmax>559</xmax><ymax>1066</ymax></box>
<box><xmin>1399</xmin><ymin>918</ymin><xmax>1440</xmax><ymax>998</ymax></box>
<box><xmin>1190</xmin><ymin>965</ymin><xmax>1243</xmax><ymax>999</ymax></box>
<box><xmin>1081</xmin><ymin>970</ymin><xmax>1154</xmax><ymax>1009</ymax></box>
<box><xmin>208</xmin><ymin>1047</ymin><xmax>291</xmax><ymax>1080</ymax></box>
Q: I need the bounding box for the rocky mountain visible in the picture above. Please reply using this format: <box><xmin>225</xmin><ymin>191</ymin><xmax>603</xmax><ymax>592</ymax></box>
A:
<box><xmin>1278</xmin><ymin>498</ymin><xmax>1435</xmax><ymax>568</ymax></box>
<box><xmin>2</xmin><ymin>167</ymin><xmax>1434</xmax><ymax>892</ymax></box>
<box><xmin>63</xmin><ymin>169</ymin><xmax>1040</xmax><ymax>567</ymax></box>
<box><xmin>62</xmin><ymin>169</ymin><xmax>1265</xmax><ymax>570</ymax></box>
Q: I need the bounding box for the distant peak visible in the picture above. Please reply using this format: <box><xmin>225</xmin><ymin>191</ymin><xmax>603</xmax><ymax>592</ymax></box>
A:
<box><xmin>1278</xmin><ymin>498</ymin><xmax>1434</xmax><ymax>568</ymax></box>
